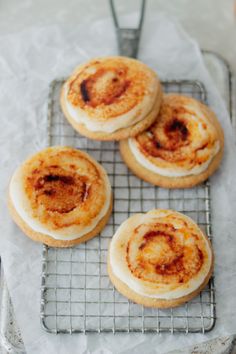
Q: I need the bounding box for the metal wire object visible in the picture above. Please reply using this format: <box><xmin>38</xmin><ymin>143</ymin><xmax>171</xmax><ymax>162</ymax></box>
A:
<box><xmin>109</xmin><ymin>0</ymin><xmax>146</xmax><ymax>58</ymax></box>
<box><xmin>40</xmin><ymin>79</ymin><xmax>216</xmax><ymax>334</ymax></box>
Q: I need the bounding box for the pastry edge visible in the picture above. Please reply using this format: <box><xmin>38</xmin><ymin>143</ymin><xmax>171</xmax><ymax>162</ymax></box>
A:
<box><xmin>60</xmin><ymin>83</ymin><xmax>163</xmax><ymax>141</ymax></box>
<box><xmin>8</xmin><ymin>193</ymin><xmax>113</xmax><ymax>248</ymax></box>
<box><xmin>119</xmin><ymin>102</ymin><xmax>224</xmax><ymax>188</ymax></box>
<box><xmin>107</xmin><ymin>235</ymin><xmax>214</xmax><ymax>308</ymax></box>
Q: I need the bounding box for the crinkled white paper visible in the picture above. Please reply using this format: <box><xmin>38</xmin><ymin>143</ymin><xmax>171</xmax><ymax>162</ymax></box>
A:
<box><xmin>0</xmin><ymin>14</ymin><xmax>236</xmax><ymax>354</ymax></box>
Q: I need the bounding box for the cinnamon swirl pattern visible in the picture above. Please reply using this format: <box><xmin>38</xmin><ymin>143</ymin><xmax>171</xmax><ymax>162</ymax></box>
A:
<box><xmin>120</xmin><ymin>95</ymin><xmax>224</xmax><ymax>188</ymax></box>
<box><xmin>61</xmin><ymin>56</ymin><xmax>162</xmax><ymax>140</ymax></box>
<box><xmin>108</xmin><ymin>209</ymin><xmax>213</xmax><ymax>308</ymax></box>
<box><xmin>8</xmin><ymin>146</ymin><xmax>112</xmax><ymax>247</ymax></box>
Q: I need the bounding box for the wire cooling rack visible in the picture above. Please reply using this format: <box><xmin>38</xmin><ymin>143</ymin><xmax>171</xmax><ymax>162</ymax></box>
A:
<box><xmin>40</xmin><ymin>79</ymin><xmax>216</xmax><ymax>334</ymax></box>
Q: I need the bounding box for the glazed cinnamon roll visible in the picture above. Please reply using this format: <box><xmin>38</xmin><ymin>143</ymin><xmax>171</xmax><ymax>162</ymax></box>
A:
<box><xmin>108</xmin><ymin>209</ymin><xmax>213</xmax><ymax>308</ymax></box>
<box><xmin>120</xmin><ymin>94</ymin><xmax>224</xmax><ymax>188</ymax></box>
<box><xmin>61</xmin><ymin>56</ymin><xmax>162</xmax><ymax>141</ymax></box>
<box><xmin>8</xmin><ymin>146</ymin><xmax>112</xmax><ymax>247</ymax></box>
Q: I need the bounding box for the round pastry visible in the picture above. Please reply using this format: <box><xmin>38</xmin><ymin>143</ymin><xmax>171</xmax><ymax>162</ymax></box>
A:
<box><xmin>120</xmin><ymin>94</ymin><xmax>224</xmax><ymax>188</ymax></box>
<box><xmin>108</xmin><ymin>209</ymin><xmax>213</xmax><ymax>308</ymax></box>
<box><xmin>8</xmin><ymin>146</ymin><xmax>112</xmax><ymax>247</ymax></box>
<box><xmin>60</xmin><ymin>56</ymin><xmax>162</xmax><ymax>141</ymax></box>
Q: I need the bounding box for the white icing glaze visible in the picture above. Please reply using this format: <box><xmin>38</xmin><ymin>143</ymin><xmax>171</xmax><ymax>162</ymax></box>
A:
<box><xmin>64</xmin><ymin>82</ymin><xmax>158</xmax><ymax>133</ymax></box>
<box><xmin>109</xmin><ymin>210</ymin><xmax>212</xmax><ymax>300</ymax></box>
<box><xmin>9</xmin><ymin>161</ymin><xmax>111</xmax><ymax>241</ymax></box>
<box><xmin>128</xmin><ymin>98</ymin><xmax>221</xmax><ymax>177</ymax></box>
<box><xmin>128</xmin><ymin>138</ymin><xmax>220</xmax><ymax>177</ymax></box>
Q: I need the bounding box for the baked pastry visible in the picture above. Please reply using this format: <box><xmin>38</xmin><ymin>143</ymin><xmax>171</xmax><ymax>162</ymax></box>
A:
<box><xmin>120</xmin><ymin>94</ymin><xmax>224</xmax><ymax>188</ymax></box>
<box><xmin>108</xmin><ymin>209</ymin><xmax>213</xmax><ymax>308</ymax></box>
<box><xmin>8</xmin><ymin>146</ymin><xmax>112</xmax><ymax>247</ymax></box>
<box><xmin>60</xmin><ymin>56</ymin><xmax>162</xmax><ymax>141</ymax></box>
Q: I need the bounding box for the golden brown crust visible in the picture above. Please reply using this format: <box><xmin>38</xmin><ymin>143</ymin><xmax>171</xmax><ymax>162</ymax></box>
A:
<box><xmin>60</xmin><ymin>85</ymin><xmax>163</xmax><ymax>141</ymax></box>
<box><xmin>66</xmin><ymin>57</ymin><xmax>159</xmax><ymax>119</ymax></box>
<box><xmin>108</xmin><ymin>219</ymin><xmax>214</xmax><ymax>309</ymax></box>
<box><xmin>19</xmin><ymin>147</ymin><xmax>110</xmax><ymax>230</ymax></box>
<box><xmin>107</xmin><ymin>209</ymin><xmax>214</xmax><ymax>308</ymax></box>
<box><xmin>8</xmin><ymin>146</ymin><xmax>112</xmax><ymax>244</ymax></box>
<box><xmin>8</xmin><ymin>193</ymin><xmax>113</xmax><ymax>248</ymax></box>
<box><xmin>120</xmin><ymin>98</ymin><xmax>224</xmax><ymax>188</ymax></box>
<box><xmin>107</xmin><ymin>253</ymin><xmax>213</xmax><ymax>308</ymax></box>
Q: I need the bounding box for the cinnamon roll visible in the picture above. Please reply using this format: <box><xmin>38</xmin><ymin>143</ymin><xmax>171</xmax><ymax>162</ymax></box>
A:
<box><xmin>61</xmin><ymin>56</ymin><xmax>162</xmax><ymax>141</ymax></box>
<box><xmin>108</xmin><ymin>209</ymin><xmax>213</xmax><ymax>308</ymax></box>
<box><xmin>8</xmin><ymin>146</ymin><xmax>112</xmax><ymax>247</ymax></box>
<box><xmin>120</xmin><ymin>94</ymin><xmax>224</xmax><ymax>188</ymax></box>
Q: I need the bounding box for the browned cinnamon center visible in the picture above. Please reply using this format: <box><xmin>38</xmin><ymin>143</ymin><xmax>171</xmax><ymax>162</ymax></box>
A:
<box><xmin>127</xmin><ymin>228</ymin><xmax>204</xmax><ymax>284</ymax></box>
<box><xmin>136</xmin><ymin>116</ymin><xmax>191</xmax><ymax>161</ymax></box>
<box><xmin>28</xmin><ymin>167</ymin><xmax>89</xmax><ymax>213</ymax></box>
<box><xmin>72</xmin><ymin>67</ymin><xmax>130</xmax><ymax>108</ymax></box>
<box><xmin>165</xmin><ymin>119</ymin><xmax>189</xmax><ymax>142</ymax></box>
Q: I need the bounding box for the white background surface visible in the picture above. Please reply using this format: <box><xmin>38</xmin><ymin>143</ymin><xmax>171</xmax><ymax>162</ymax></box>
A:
<box><xmin>0</xmin><ymin>1</ymin><xmax>236</xmax><ymax>353</ymax></box>
<box><xmin>0</xmin><ymin>0</ymin><xmax>235</xmax><ymax>72</ymax></box>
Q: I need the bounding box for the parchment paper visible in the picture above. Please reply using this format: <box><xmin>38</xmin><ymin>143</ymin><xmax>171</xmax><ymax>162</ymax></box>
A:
<box><xmin>0</xmin><ymin>14</ymin><xmax>236</xmax><ymax>354</ymax></box>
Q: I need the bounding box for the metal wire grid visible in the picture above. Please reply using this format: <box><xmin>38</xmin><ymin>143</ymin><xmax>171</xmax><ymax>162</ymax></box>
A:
<box><xmin>40</xmin><ymin>79</ymin><xmax>216</xmax><ymax>334</ymax></box>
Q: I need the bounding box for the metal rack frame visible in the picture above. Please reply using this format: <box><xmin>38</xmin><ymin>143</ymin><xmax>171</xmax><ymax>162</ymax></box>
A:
<box><xmin>40</xmin><ymin>79</ymin><xmax>216</xmax><ymax>334</ymax></box>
